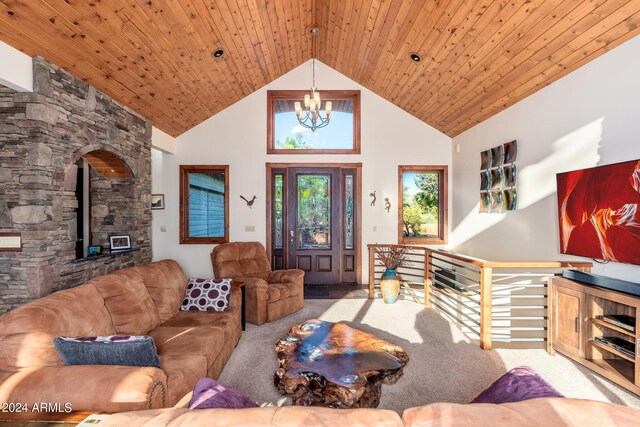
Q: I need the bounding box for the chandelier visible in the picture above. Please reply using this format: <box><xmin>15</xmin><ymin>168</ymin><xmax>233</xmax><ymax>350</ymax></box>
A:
<box><xmin>294</xmin><ymin>28</ymin><xmax>332</xmax><ymax>132</ymax></box>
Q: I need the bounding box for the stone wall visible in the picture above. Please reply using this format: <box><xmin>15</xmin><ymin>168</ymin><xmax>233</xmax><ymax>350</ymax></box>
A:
<box><xmin>0</xmin><ymin>56</ymin><xmax>152</xmax><ymax>313</ymax></box>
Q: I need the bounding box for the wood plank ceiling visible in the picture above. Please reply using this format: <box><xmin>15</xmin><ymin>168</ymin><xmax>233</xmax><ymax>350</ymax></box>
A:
<box><xmin>1</xmin><ymin>1</ymin><xmax>639</xmax><ymax>138</ymax></box>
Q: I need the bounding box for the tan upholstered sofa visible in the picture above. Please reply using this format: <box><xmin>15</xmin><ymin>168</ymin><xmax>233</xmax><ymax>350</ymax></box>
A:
<box><xmin>0</xmin><ymin>260</ymin><xmax>242</xmax><ymax>413</ymax></box>
<box><xmin>100</xmin><ymin>397</ymin><xmax>640</xmax><ymax>426</ymax></box>
<box><xmin>211</xmin><ymin>242</ymin><xmax>304</xmax><ymax>325</ymax></box>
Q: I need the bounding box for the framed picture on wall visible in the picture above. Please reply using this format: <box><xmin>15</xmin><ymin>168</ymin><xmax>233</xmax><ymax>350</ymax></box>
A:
<box><xmin>109</xmin><ymin>235</ymin><xmax>131</xmax><ymax>252</ymax></box>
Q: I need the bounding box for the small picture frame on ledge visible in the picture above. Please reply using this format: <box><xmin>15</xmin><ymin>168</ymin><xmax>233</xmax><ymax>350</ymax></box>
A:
<box><xmin>109</xmin><ymin>235</ymin><xmax>132</xmax><ymax>252</ymax></box>
<box><xmin>151</xmin><ymin>194</ymin><xmax>165</xmax><ymax>210</ymax></box>
<box><xmin>87</xmin><ymin>245</ymin><xmax>102</xmax><ymax>256</ymax></box>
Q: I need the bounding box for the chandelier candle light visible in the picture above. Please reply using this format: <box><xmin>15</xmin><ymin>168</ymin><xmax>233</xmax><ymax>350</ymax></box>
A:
<box><xmin>294</xmin><ymin>28</ymin><xmax>332</xmax><ymax>132</ymax></box>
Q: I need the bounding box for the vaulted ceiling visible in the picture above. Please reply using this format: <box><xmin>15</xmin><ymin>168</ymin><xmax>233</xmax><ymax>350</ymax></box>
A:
<box><xmin>1</xmin><ymin>1</ymin><xmax>639</xmax><ymax>138</ymax></box>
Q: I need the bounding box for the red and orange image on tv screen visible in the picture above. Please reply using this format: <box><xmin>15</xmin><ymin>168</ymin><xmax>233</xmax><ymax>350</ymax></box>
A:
<box><xmin>557</xmin><ymin>159</ymin><xmax>640</xmax><ymax>265</ymax></box>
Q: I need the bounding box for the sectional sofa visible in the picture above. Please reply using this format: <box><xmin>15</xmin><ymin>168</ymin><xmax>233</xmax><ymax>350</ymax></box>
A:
<box><xmin>0</xmin><ymin>260</ymin><xmax>241</xmax><ymax>412</ymax></box>
<box><xmin>100</xmin><ymin>396</ymin><xmax>640</xmax><ymax>426</ymax></box>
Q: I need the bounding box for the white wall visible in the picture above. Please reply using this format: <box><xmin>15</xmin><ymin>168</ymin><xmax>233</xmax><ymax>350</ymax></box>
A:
<box><xmin>0</xmin><ymin>40</ymin><xmax>32</xmax><ymax>92</ymax></box>
<box><xmin>151</xmin><ymin>127</ymin><xmax>176</xmax><ymax>154</ymax></box>
<box><xmin>152</xmin><ymin>60</ymin><xmax>452</xmax><ymax>281</ymax></box>
<box><xmin>451</xmin><ymin>35</ymin><xmax>640</xmax><ymax>282</ymax></box>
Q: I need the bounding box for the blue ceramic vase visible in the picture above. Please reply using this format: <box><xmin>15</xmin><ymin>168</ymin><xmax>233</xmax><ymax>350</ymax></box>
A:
<box><xmin>380</xmin><ymin>269</ymin><xmax>400</xmax><ymax>304</ymax></box>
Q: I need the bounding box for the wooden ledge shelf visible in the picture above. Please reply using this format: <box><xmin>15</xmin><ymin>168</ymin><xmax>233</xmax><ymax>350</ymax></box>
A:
<box><xmin>71</xmin><ymin>248</ymin><xmax>139</xmax><ymax>264</ymax></box>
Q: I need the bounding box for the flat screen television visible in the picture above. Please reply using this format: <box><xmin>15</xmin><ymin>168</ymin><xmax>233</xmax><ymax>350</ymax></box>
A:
<box><xmin>556</xmin><ymin>159</ymin><xmax>640</xmax><ymax>265</ymax></box>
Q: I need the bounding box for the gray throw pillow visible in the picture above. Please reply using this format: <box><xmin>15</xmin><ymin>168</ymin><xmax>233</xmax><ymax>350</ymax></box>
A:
<box><xmin>53</xmin><ymin>335</ymin><xmax>160</xmax><ymax>368</ymax></box>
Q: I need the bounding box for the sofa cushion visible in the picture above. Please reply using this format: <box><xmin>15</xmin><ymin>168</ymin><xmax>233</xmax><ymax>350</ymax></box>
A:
<box><xmin>159</xmin><ymin>354</ymin><xmax>208</xmax><ymax>406</ymax></box>
<box><xmin>181</xmin><ymin>278</ymin><xmax>231</xmax><ymax>312</ymax></box>
<box><xmin>470</xmin><ymin>366</ymin><xmax>563</xmax><ymax>404</ymax></box>
<box><xmin>402</xmin><ymin>398</ymin><xmax>639</xmax><ymax>427</ymax></box>
<box><xmin>188</xmin><ymin>378</ymin><xmax>257</xmax><ymax>409</ymax></box>
<box><xmin>53</xmin><ymin>335</ymin><xmax>160</xmax><ymax>368</ymax></box>
<box><xmin>129</xmin><ymin>260</ymin><xmax>188</xmax><ymax>322</ymax></box>
<box><xmin>0</xmin><ymin>284</ymin><xmax>115</xmax><ymax>370</ymax></box>
<box><xmin>160</xmin><ymin>312</ymin><xmax>237</xmax><ymax>344</ymax></box>
<box><xmin>149</xmin><ymin>326</ymin><xmax>225</xmax><ymax>369</ymax></box>
<box><xmin>100</xmin><ymin>406</ymin><xmax>404</xmax><ymax>427</ymax></box>
<box><xmin>90</xmin><ymin>269</ymin><xmax>161</xmax><ymax>335</ymax></box>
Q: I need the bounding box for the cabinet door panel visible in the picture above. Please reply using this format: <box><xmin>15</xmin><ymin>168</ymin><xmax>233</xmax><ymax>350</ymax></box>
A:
<box><xmin>553</xmin><ymin>286</ymin><xmax>584</xmax><ymax>357</ymax></box>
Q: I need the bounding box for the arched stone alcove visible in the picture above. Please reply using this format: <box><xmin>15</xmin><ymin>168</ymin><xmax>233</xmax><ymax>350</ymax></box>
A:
<box><xmin>67</xmin><ymin>147</ymin><xmax>137</xmax><ymax>259</ymax></box>
<box><xmin>81</xmin><ymin>149</ymin><xmax>134</xmax><ymax>178</ymax></box>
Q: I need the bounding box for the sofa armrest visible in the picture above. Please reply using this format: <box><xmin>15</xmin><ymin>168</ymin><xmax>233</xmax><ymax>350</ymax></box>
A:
<box><xmin>266</xmin><ymin>269</ymin><xmax>304</xmax><ymax>284</ymax></box>
<box><xmin>238</xmin><ymin>277</ymin><xmax>269</xmax><ymax>293</ymax></box>
<box><xmin>225</xmin><ymin>286</ymin><xmax>242</xmax><ymax>319</ymax></box>
<box><xmin>0</xmin><ymin>365</ymin><xmax>167</xmax><ymax>413</ymax></box>
<box><xmin>237</xmin><ymin>277</ymin><xmax>269</xmax><ymax>325</ymax></box>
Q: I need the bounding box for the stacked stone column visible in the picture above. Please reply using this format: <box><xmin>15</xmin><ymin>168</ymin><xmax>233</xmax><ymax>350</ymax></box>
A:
<box><xmin>0</xmin><ymin>57</ymin><xmax>152</xmax><ymax>313</ymax></box>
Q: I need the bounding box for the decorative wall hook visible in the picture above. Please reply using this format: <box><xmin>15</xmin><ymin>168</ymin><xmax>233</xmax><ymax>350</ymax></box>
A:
<box><xmin>369</xmin><ymin>191</ymin><xmax>376</xmax><ymax>206</ymax></box>
<box><xmin>384</xmin><ymin>197</ymin><xmax>391</xmax><ymax>213</ymax></box>
<box><xmin>240</xmin><ymin>195</ymin><xmax>257</xmax><ymax>208</ymax></box>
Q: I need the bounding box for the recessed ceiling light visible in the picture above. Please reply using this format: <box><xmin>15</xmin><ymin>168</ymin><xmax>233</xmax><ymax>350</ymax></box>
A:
<box><xmin>212</xmin><ymin>49</ymin><xmax>224</xmax><ymax>58</ymax></box>
<box><xmin>410</xmin><ymin>52</ymin><xmax>421</xmax><ymax>62</ymax></box>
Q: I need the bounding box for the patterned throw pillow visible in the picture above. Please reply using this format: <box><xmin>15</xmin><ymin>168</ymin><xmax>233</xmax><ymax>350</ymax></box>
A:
<box><xmin>180</xmin><ymin>278</ymin><xmax>232</xmax><ymax>312</ymax></box>
<box><xmin>53</xmin><ymin>335</ymin><xmax>160</xmax><ymax>367</ymax></box>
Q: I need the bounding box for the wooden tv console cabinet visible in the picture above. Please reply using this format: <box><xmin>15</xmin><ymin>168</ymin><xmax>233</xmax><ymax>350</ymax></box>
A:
<box><xmin>548</xmin><ymin>276</ymin><xmax>640</xmax><ymax>395</ymax></box>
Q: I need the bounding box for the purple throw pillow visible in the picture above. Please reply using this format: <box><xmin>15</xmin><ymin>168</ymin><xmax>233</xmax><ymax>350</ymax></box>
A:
<box><xmin>471</xmin><ymin>366</ymin><xmax>564</xmax><ymax>404</ymax></box>
<box><xmin>180</xmin><ymin>278</ymin><xmax>231</xmax><ymax>312</ymax></box>
<box><xmin>188</xmin><ymin>378</ymin><xmax>258</xmax><ymax>409</ymax></box>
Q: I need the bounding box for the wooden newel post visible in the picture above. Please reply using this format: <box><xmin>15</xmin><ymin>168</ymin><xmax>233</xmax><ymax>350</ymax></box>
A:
<box><xmin>480</xmin><ymin>266</ymin><xmax>493</xmax><ymax>350</ymax></box>
<box><xmin>368</xmin><ymin>246</ymin><xmax>375</xmax><ymax>299</ymax></box>
<box><xmin>424</xmin><ymin>250</ymin><xmax>432</xmax><ymax>307</ymax></box>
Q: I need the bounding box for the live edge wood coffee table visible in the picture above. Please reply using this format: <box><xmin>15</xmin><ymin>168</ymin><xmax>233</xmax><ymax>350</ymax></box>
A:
<box><xmin>274</xmin><ymin>319</ymin><xmax>409</xmax><ymax>408</ymax></box>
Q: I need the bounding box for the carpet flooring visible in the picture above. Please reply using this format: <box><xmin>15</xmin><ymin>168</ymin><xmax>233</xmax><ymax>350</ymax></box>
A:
<box><xmin>218</xmin><ymin>299</ymin><xmax>640</xmax><ymax>413</ymax></box>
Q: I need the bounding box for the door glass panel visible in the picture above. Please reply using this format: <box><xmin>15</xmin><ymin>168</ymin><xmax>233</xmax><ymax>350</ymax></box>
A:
<box><xmin>274</xmin><ymin>174</ymin><xmax>284</xmax><ymax>249</ymax></box>
<box><xmin>297</xmin><ymin>175</ymin><xmax>330</xmax><ymax>249</ymax></box>
<box><xmin>345</xmin><ymin>175</ymin><xmax>354</xmax><ymax>249</ymax></box>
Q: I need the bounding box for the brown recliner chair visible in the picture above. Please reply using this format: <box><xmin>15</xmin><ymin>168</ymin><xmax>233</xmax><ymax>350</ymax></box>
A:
<box><xmin>211</xmin><ymin>242</ymin><xmax>304</xmax><ymax>326</ymax></box>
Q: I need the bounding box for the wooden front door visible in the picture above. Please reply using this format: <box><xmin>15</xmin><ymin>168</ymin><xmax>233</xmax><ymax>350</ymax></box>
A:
<box><xmin>269</xmin><ymin>165</ymin><xmax>359</xmax><ymax>284</ymax></box>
